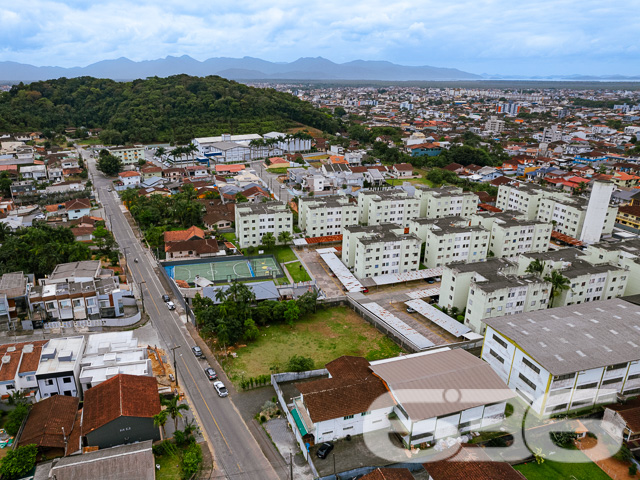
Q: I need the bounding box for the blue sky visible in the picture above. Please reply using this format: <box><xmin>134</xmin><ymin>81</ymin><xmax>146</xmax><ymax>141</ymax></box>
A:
<box><xmin>1</xmin><ymin>0</ymin><xmax>638</xmax><ymax>76</ymax></box>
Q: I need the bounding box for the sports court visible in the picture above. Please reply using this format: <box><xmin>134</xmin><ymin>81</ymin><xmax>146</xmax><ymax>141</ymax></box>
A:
<box><xmin>164</xmin><ymin>255</ymin><xmax>283</xmax><ymax>284</ymax></box>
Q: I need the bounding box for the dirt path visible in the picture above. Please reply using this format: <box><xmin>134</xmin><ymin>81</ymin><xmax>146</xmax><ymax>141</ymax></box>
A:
<box><xmin>576</xmin><ymin>436</ymin><xmax>638</xmax><ymax>480</ymax></box>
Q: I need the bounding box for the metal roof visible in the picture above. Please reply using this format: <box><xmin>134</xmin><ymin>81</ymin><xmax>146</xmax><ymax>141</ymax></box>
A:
<box><xmin>319</xmin><ymin>251</ymin><xmax>364</xmax><ymax>293</ymax></box>
<box><xmin>361</xmin><ymin>302</ymin><xmax>434</xmax><ymax>350</ymax></box>
<box><xmin>406</xmin><ymin>287</ymin><xmax>441</xmax><ymax>300</ymax></box>
<box><xmin>484</xmin><ymin>299</ymin><xmax>640</xmax><ymax>375</ymax></box>
<box><xmin>405</xmin><ymin>299</ymin><xmax>471</xmax><ymax>337</ymax></box>
<box><xmin>371</xmin><ymin>267</ymin><xmax>442</xmax><ymax>286</ymax></box>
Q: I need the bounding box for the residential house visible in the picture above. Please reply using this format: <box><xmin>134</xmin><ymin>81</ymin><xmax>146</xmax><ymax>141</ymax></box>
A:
<box><xmin>20</xmin><ymin>165</ymin><xmax>47</xmax><ymax>181</ymax></box>
<box><xmin>163</xmin><ymin>167</ymin><xmax>185</xmax><ymax>183</ymax></box>
<box><xmin>163</xmin><ymin>226</ymin><xmax>205</xmax><ymax>245</ymax></box>
<box><xmin>234</xmin><ymin>202</ymin><xmax>293</xmax><ymax>248</ymax></box>
<box><xmin>408</xmin><ymin>142</ymin><xmax>442</xmax><ymax>157</ymax></box>
<box><xmin>342</xmin><ymin>224</ymin><xmax>422</xmax><ymax>278</ymax></box>
<box><xmin>603</xmin><ymin>399</ymin><xmax>640</xmax><ymax>452</ymax></box>
<box><xmin>17</xmin><ymin>394</ymin><xmax>80</xmax><ymax>458</ymax></box>
<box><xmin>165</xmin><ymin>238</ymin><xmax>221</xmax><ymax>260</ymax></box>
<box><xmin>0</xmin><ymin>341</ymin><xmax>47</xmax><ymax>400</ymax></box>
<box><xmin>299</xmin><ymin>195</ymin><xmax>358</xmax><ymax>237</ymax></box>
<box><xmin>424</xmin><ymin>444</ymin><xmax>527</xmax><ymax>479</ymax></box>
<box><xmin>482</xmin><ymin>299</ymin><xmax>640</xmax><ymax>415</ymax></box>
<box><xmin>64</xmin><ymin>198</ymin><xmax>91</xmax><ymax>220</ymax></box>
<box><xmin>36</xmin><ymin>336</ymin><xmax>86</xmax><ymax>399</ymax></box>
<box><xmin>140</xmin><ymin>164</ymin><xmax>163</xmax><ymax>181</ymax></box>
<box><xmin>117</xmin><ymin>171</ymin><xmax>141</xmax><ymax>189</ymax></box>
<box><xmin>391</xmin><ymin>163</ymin><xmax>414</xmax><ymax>177</ymax></box>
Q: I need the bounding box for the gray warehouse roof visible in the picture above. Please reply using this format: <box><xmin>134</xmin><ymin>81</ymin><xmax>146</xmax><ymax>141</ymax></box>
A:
<box><xmin>484</xmin><ymin>299</ymin><xmax>640</xmax><ymax>375</ymax></box>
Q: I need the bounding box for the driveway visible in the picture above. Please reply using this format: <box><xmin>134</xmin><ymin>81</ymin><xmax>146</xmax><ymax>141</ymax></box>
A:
<box><xmin>295</xmin><ymin>246</ymin><xmax>345</xmax><ymax>299</ymax></box>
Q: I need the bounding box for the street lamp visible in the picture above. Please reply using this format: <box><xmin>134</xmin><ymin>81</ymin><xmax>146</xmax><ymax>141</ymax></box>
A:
<box><xmin>170</xmin><ymin>345</ymin><xmax>181</xmax><ymax>388</ymax></box>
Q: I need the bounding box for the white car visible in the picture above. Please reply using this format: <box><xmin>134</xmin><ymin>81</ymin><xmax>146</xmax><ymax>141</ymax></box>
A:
<box><xmin>213</xmin><ymin>381</ymin><xmax>228</xmax><ymax>397</ymax></box>
<box><xmin>166</xmin><ymin>301</ymin><xmax>176</xmax><ymax>310</ymax></box>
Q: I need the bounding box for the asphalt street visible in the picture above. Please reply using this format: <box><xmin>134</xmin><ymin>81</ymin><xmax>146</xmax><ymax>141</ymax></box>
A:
<box><xmin>82</xmin><ymin>148</ymin><xmax>279</xmax><ymax>480</ymax></box>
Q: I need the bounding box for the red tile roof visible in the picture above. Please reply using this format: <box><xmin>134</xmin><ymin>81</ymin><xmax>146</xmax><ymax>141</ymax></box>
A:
<box><xmin>82</xmin><ymin>374</ymin><xmax>161</xmax><ymax>435</ymax></box>
<box><xmin>64</xmin><ymin>198</ymin><xmax>91</xmax><ymax>210</ymax></box>
<box><xmin>18</xmin><ymin>395</ymin><xmax>79</xmax><ymax>450</ymax></box>
<box><xmin>304</xmin><ymin>234</ymin><xmax>343</xmax><ymax>244</ymax></box>
<box><xmin>360</xmin><ymin>468</ymin><xmax>414</xmax><ymax>480</ymax></box>
<box><xmin>393</xmin><ymin>163</ymin><xmax>413</xmax><ymax>171</ymax></box>
<box><xmin>606</xmin><ymin>398</ymin><xmax>640</xmax><ymax>433</ymax></box>
<box><xmin>163</xmin><ymin>226</ymin><xmax>205</xmax><ymax>243</ymax></box>
<box><xmin>118</xmin><ymin>171</ymin><xmax>141</xmax><ymax>178</ymax></box>
<box><xmin>424</xmin><ymin>444</ymin><xmax>526</xmax><ymax>479</ymax></box>
<box><xmin>164</xmin><ymin>238</ymin><xmax>219</xmax><ymax>254</ymax></box>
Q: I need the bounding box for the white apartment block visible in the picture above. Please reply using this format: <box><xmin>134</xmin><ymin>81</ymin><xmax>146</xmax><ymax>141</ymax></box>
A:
<box><xmin>357</xmin><ymin>190</ymin><xmax>420</xmax><ymax>227</ymax></box>
<box><xmin>414</xmin><ymin>185</ymin><xmax>478</xmax><ymax>219</ymax></box>
<box><xmin>470</xmin><ymin>211</ymin><xmax>552</xmax><ymax>259</ymax></box>
<box><xmin>439</xmin><ymin>258</ymin><xmax>550</xmax><ymax>334</ymax></box>
<box><xmin>409</xmin><ymin>217</ymin><xmax>489</xmax><ymax>268</ymax></box>
<box><xmin>108</xmin><ymin>146</ymin><xmax>145</xmax><ymax>166</ymax></box>
<box><xmin>342</xmin><ymin>224</ymin><xmax>422</xmax><ymax>279</ymax></box>
<box><xmin>484</xmin><ymin>116</ymin><xmax>505</xmax><ymax>133</ymax></box>
<box><xmin>582</xmin><ymin>238</ymin><xmax>640</xmax><ymax>296</ymax></box>
<box><xmin>235</xmin><ymin>202</ymin><xmax>293</xmax><ymax>248</ymax></box>
<box><xmin>298</xmin><ymin>195</ymin><xmax>358</xmax><ymax>237</ymax></box>
<box><xmin>516</xmin><ymin>249</ymin><xmax>629</xmax><ymax>306</ymax></box>
<box><xmin>496</xmin><ymin>182</ymin><xmax>617</xmax><ymax>242</ymax></box>
<box><xmin>482</xmin><ymin>300</ymin><xmax>640</xmax><ymax>416</ymax></box>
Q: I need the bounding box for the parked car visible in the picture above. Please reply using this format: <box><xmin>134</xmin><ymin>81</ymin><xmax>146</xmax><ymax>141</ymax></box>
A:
<box><xmin>162</xmin><ymin>294</ymin><xmax>170</xmax><ymax>302</ymax></box>
<box><xmin>213</xmin><ymin>381</ymin><xmax>228</xmax><ymax>397</ymax></box>
<box><xmin>204</xmin><ymin>367</ymin><xmax>217</xmax><ymax>381</ymax></box>
<box><xmin>316</xmin><ymin>442</ymin><xmax>334</xmax><ymax>459</ymax></box>
<box><xmin>34</xmin><ymin>214</ymin><xmax>46</xmax><ymax>220</ymax></box>
<box><xmin>166</xmin><ymin>301</ymin><xmax>176</xmax><ymax>310</ymax></box>
<box><xmin>192</xmin><ymin>346</ymin><xmax>203</xmax><ymax>358</ymax></box>
<box><xmin>406</xmin><ymin>307</ymin><xmax>416</xmax><ymax>313</ymax></box>
<box><xmin>425</xmin><ymin>278</ymin><xmax>436</xmax><ymax>284</ymax></box>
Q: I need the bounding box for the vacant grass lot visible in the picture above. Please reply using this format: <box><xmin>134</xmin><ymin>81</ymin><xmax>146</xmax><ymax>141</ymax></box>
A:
<box><xmin>514</xmin><ymin>456</ymin><xmax>611</xmax><ymax>480</ymax></box>
<box><xmin>225</xmin><ymin>306</ymin><xmax>402</xmax><ymax>384</ymax></box>
<box><xmin>285</xmin><ymin>261</ymin><xmax>311</xmax><ymax>282</ymax></box>
<box><xmin>387</xmin><ymin>168</ymin><xmax>434</xmax><ymax>187</ymax></box>
<box><xmin>155</xmin><ymin>452</ymin><xmax>181</xmax><ymax>480</ymax></box>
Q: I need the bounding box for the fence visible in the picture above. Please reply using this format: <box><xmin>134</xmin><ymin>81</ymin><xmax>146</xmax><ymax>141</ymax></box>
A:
<box><xmin>157</xmin><ymin>259</ymin><xmax>197</xmax><ymax>325</ymax></box>
<box><xmin>272</xmin><ymin>370</ymin><xmax>327</xmax><ymax>479</ymax></box>
<box><xmin>41</xmin><ymin>312</ymin><xmax>142</xmax><ymax>330</ymax></box>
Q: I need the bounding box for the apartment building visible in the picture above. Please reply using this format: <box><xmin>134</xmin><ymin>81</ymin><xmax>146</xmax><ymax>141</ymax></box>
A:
<box><xmin>517</xmin><ymin>249</ymin><xmax>629</xmax><ymax>306</ymax></box>
<box><xmin>439</xmin><ymin>258</ymin><xmax>550</xmax><ymax>334</ymax></box>
<box><xmin>496</xmin><ymin>182</ymin><xmax>617</xmax><ymax>242</ymax></box>
<box><xmin>298</xmin><ymin>195</ymin><xmax>358</xmax><ymax>237</ymax></box>
<box><xmin>357</xmin><ymin>190</ymin><xmax>420</xmax><ymax>227</ymax></box>
<box><xmin>484</xmin><ymin>116</ymin><xmax>505</xmax><ymax>133</ymax></box>
<box><xmin>342</xmin><ymin>224</ymin><xmax>422</xmax><ymax>278</ymax></box>
<box><xmin>409</xmin><ymin>217</ymin><xmax>489</xmax><ymax>268</ymax></box>
<box><xmin>482</xmin><ymin>300</ymin><xmax>640</xmax><ymax>416</ymax></box>
<box><xmin>582</xmin><ymin>238</ymin><xmax>640</xmax><ymax>295</ymax></box>
<box><xmin>413</xmin><ymin>185</ymin><xmax>478</xmax><ymax>219</ymax></box>
<box><xmin>470</xmin><ymin>211</ymin><xmax>552</xmax><ymax>258</ymax></box>
<box><xmin>234</xmin><ymin>202</ymin><xmax>293</xmax><ymax>248</ymax></box>
<box><xmin>108</xmin><ymin>146</ymin><xmax>145</xmax><ymax>166</ymax></box>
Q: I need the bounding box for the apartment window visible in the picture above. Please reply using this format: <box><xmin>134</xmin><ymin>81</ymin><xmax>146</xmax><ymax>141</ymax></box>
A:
<box><xmin>45</xmin><ymin>379</ymin><xmax>54</xmax><ymax>386</ymax></box>
<box><xmin>361</xmin><ymin>411</ymin><xmax>371</xmax><ymax>416</ymax></box>
<box><xmin>522</xmin><ymin>358</ymin><xmax>541</xmax><ymax>375</ymax></box>
<box><xmin>343</xmin><ymin>415</ymin><xmax>354</xmax><ymax>420</ymax></box>
<box><xmin>489</xmin><ymin>349</ymin><xmax>504</xmax><ymax>364</ymax></box>
<box><xmin>493</xmin><ymin>335</ymin><xmax>508</xmax><ymax>349</ymax></box>
<box><xmin>63</xmin><ymin>377</ymin><xmax>72</xmax><ymax>384</ymax></box>
<box><xmin>72</xmin><ymin>299</ymin><xmax>83</xmax><ymax>308</ymax></box>
<box><xmin>518</xmin><ymin>373</ymin><xmax>537</xmax><ymax>391</ymax></box>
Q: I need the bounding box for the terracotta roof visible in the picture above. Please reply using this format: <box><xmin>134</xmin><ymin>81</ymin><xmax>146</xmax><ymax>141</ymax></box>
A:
<box><xmin>242</xmin><ymin>186</ymin><xmax>269</xmax><ymax>198</ymax></box>
<box><xmin>349</xmin><ymin>166</ymin><xmax>368</xmax><ymax>173</ymax></box>
<box><xmin>295</xmin><ymin>356</ymin><xmax>394</xmax><ymax>423</ymax></box>
<box><xmin>18</xmin><ymin>395</ymin><xmax>79</xmax><ymax>450</ymax></box>
<box><xmin>489</xmin><ymin>176</ymin><xmax>513</xmax><ymax>187</ymax></box>
<box><xmin>424</xmin><ymin>444</ymin><xmax>526</xmax><ymax>479</ymax></box>
<box><xmin>165</xmin><ymin>238</ymin><xmax>219</xmax><ymax>254</ymax></box>
<box><xmin>215</xmin><ymin>164</ymin><xmax>246</xmax><ymax>173</ymax></box>
<box><xmin>0</xmin><ymin>351</ymin><xmax>21</xmax><ymax>382</ymax></box>
<box><xmin>65</xmin><ymin>409</ymin><xmax>83</xmax><ymax>455</ymax></box>
<box><xmin>478</xmin><ymin>203</ymin><xmax>502</xmax><ymax>213</ymax></box>
<box><xmin>618</xmin><ymin>205</ymin><xmax>640</xmax><ymax>218</ymax></box>
<box><xmin>64</xmin><ymin>198</ymin><xmax>91</xmax><ymax>210</ymax></box>
<box><xmin>18</xmin><ymin>345</ymin><xmax>44</xmax><ymax>374</ymax></box>
<box><xmin>360</xmin><ymin>468</ymin><xmax>414</xmax><ymax>480</ymax></box>
<box><xmin>393</xmin><ymin>163</ymin><xmax>413</xmax><ymax>171</ymax></box>
<box><xmin>141</xmin><ymin>165</ymin><xmax>162</xmax><ymax>173</ymax></box>
<box><xmin>119</xmin><ymin>171</ymin><xmax>141</xmax><ymax>178</ymax></box>
<box><xmin>443</xmin><ymin>163</ymin><xmax>463</xmax><ymax>172</ymax></box>
<box><xmin>304</xmin><ymin>234</ymin><xmax>343</xmax><ymax>244</ymax></box>
<box><xmin>71</xmin><ymin>227</ymin><xmax>95</xmax><ymax>237</ymax></box>
<box><xmin>606</xmin><ymin>399</ymin><xmax>640</xmax><ymax>433</ymax></box>
<box><xmin>82</xmin><ymin>374</ymin><xmax>161</xmax><ymax>435</ymax></box>
<box><xmin>163</xmin><ymin>226</ymin><xmax>205</xmax><ymax>243</ymax></box>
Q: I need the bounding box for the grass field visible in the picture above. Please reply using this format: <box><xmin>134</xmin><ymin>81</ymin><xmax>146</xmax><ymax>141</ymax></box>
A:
<box><xmin>285</xmin><ymin>261</ymin><xmax>311</xmax><ymax>282</ymax></box>
<box><xmin>155</xmin><ymin>452</ymin><xmax>181</xmax><ymax>480</ymax></box>
<box><xmin>387</xmin><ymin>168</ymin><xmax>434</xmax><ymax>187</ymax></box>
<box><xmin>224</xmin><ymin>307</ymin><xmax>403</xmax><ymax>384</ymax></box>
<box><xmin>514</xmin><ymin>456</ymin><xmax>611</xmax><ymax>480</ymax></box>
<box><xmin>271</xmin><ymin>245</ymin><xmax>297</xmax><ymax>263</ymax></box>
<box><xmin>221</xmin><ymin>232</ymin><xmax>237</xmax><ymax>244</ymax></box>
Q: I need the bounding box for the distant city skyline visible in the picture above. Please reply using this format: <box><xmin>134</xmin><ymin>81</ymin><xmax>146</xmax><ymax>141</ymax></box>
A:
<box><xmin>1</xmin><ymin>0</ymin><xmax>638</xmax><ymax>76</ymax></box>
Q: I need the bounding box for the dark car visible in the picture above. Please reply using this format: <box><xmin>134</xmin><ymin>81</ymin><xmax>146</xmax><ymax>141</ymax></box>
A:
<box><xmin>426</xmin><ymin>278</ymin><xmax>436</xmax><ymax>284</ymax></box>
<box><xmin>316</xmin><ymin>442</ymin><xmax>334</xmax><ymax>459</ymax></box>
<box><xmin>162</xmin><ymin>294</ymin><xmax>170</xmax><ymax>302</ymax></box>
<box><xmin>192</xmin><ymin>346</ymin><xmax>203</xmax><ymax>358</ymax></box>
<box><xmin>204</xmin><ymin>367</ymin><xmax>217</xmax><ymax>381</ymax></box>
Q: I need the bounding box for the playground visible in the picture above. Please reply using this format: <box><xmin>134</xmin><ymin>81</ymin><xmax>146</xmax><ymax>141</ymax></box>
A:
<box><xmin>164</xmin><ymin>255</ymin><xmax>284</xmax><ymax>284</ymax></box>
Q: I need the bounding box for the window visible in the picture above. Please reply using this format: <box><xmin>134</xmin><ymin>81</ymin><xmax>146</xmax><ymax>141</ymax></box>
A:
<box><xmin>607</xmin><ymin>363</ymin><xmax>627</xmax><ymax>371</ymax></box>
<box><xmin>576</xmin><ymin>382</ymin><xmax>598</xmax><ymax>390</ymax></box>
<box><xmin>522</xmin><ymin>358</ymin><xmax>540</xmax><ymax>374</ymax></box>
<box><xmin>361</xmin><ymin>411</ymin><xmax>371</xmax><ymax>416</ymax></box>
<box><xmin>45</xmin><ymin>379</ymin><xmax>54</xmax><ymax>386</ymax></box>
<box><xmin>518</xmin><ymin>373</ymin><xmax>537</xmax><ymax>391</ymax></box>
<box><xmin>63</xmin><ymin>377</ymin><xmax>72</xmax><ymax>384</ymax></box>
<box><xmin>489</xmin><ymin>349</ymin><xmax>504</xmax><ymax>364</ymax></box>
<box><xmin>343</xmin><ymin>415</ymin><xmax>354</xmax><ymax>420</ymax></box>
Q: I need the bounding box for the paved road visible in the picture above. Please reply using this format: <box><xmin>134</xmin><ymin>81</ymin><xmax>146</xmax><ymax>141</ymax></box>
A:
<box><xmin>82</xmin><ymin>148</ymin><xmax>279</xmax><ymax>480</ymax></box>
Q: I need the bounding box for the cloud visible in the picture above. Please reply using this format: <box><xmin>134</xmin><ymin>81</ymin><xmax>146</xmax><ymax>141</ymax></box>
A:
<box><xmin>0</xmin><ymin>0</ymin><xmax>638</xmax><ymax>75</ymax></box>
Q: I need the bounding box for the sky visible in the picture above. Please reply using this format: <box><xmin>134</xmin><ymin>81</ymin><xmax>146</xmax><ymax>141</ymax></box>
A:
<box><xmin>1</xmin><ymin>0</ymin><xmax>639</xmax><ymax>76</ymax></box>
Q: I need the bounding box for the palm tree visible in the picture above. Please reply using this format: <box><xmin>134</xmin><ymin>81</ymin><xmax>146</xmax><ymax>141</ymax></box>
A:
<box><xmin>543</xmin><ymin>270</ymin><xmax>571</xmax><ymax>308</ymax></box>
<box><xmin>0</xmin><ymin>222</ymin><xmax>12</xmax><ymax>242</ymax></box>
<box><xmin>278</xmin><ymin>231</ymin><xmax>292</xmax><ymax>246</ymax></box>
<box><xmin>162</xmin><ymin>394</ymin><xmax>190</xmax><ymax>431</ymax></box>
<box><xmin>261</xmin><ymin>232</ymin><xmax>276</xmax><ymax>250</ymax></box>
<box><xmin>525</xmin><ymin>259</ymin><xmax>545</xmax><ymax>277</ymax></box>
<box><xmin>249</xmin><ymin>138</ymin><xmax>265</xmax><ymax>161</ymax></box>
<box><xmin>154</xmin><ymin>409</ymin><xmax>169</xmax><ymax>439</ymax></box>
<box><xmin>155</xmin><ymin>146</ymin><xmax>166</xmax><ymax>160</ymax></box>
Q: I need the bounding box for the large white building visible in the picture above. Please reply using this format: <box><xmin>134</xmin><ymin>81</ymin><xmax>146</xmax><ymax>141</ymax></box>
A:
<box><xmin>483</xmin><ymin>300</ymin><xmax>640</xmax><ymax>416</ymax></box>
<box><xmin>357</xmin><ymin>190</ymin><xmax>420</xmax><ymax>227</ymax></box>
<box><xmin>413</xmin><ymin>185</ymin><xmax>478</xmax><ymax>219</ymax></box>
<box><xmin>108</xmin><ymin>146</ymin><xmax>145</xmax><ymax>166</ymax></box>
<box><xmin>409</xmin><ymin>217</ymin><xmax>489</xmax><ymax>268</ymax></box>
<box><xmin>235</xmin><ymin>202</ymin><xmax>293</xmax><ymax>248</ymax></box>
<box><xmin>298</xmin><ymin>195</ymin><xmax>358</xmax><ymax>237</ymax></box>
<box><xmin>484</xmin><ymin>116</ymin><xmax>505</xmax><ymax>133</ymax></box>
<box><xmin>342</xmin><ymin>224</ymin><xmax>422</xmax><ymax>279</ymax></box>
<box><xmin>194</xmin><ymin>133</ymin><xmax>281</xmax><ymax>162</ymax></box>
<box><xmin>582</xmin><ymin>238</ymin><xmax>640</xmax><ymax>296</ymax></box>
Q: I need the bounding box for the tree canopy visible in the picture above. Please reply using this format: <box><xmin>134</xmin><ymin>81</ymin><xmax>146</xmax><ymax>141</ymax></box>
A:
<box><xmin>0</xmin><ymin>75</ymin><xmax>339</xmax><ymax>143</ymax></box>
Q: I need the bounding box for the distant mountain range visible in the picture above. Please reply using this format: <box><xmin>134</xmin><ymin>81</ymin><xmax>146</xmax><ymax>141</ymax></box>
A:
<box><xmin>0</xmin><ymin>55</ymin><xmax>482</xmax><ymax>82</ymax></box>
<box><xmin>481</xmin><ymin>73</ymin><xmax>640</xmax><ymax>81</ymax></box>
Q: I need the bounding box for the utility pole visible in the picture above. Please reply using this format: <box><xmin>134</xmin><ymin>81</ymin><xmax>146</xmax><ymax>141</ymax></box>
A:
<box><xmin>290</xmin><ymin>452</ymin><xmax>293</xmax><ymax>480</ymax></box>
<box><xmin>170</xmin><ymin>345</ymin><xmax>181</xmax><ymax>388</ymax></box>
<box><xmin>139</xmin><ymin>280</ymin><xmax>146</xmax><ymax>314</ymax></box>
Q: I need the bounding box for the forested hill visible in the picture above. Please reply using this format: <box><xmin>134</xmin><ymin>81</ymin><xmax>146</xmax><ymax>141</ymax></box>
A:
<box><xmin>0</xmin><ymin>75</ymin><xmax>339</xmax><ymax>143</ymax></box>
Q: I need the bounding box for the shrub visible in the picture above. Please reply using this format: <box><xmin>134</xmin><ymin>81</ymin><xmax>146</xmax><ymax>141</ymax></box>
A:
<box><xmin>630</xmin><ymin>464</ymin><xmax>637</xmax><ymax>476</ymax></box>
<box><xmin>0</xmin><ymin>444</ymin><xmax>38</xmax><ymax>480</ymax></box>
<box><xmin>181</xmin><ymin>442</ymin><xmax>203</xmax><ymax>480</ymax></box>
<box><xmin>174</xmin><ymin>430</ymin><xmax>186</xmax><ymax>446</ymax></box>
<box><xmin>260</xmin><ymin>415</ymin><xmax>267</xmax><ymax>423</ymax></box>
<box><xmin>5</xmin><ymin>404</ymin><xmax>29</xmax><ymax>436</ymax></box>
<box><xmin>286</xmin><ymin>355</ymin><xmax>315</xmax><ymax>372</ymax></box>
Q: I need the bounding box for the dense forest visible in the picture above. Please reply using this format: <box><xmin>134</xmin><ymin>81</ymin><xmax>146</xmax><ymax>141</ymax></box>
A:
<box><xmin>0</xmin><ymin>75</ymin><xmax>339</xmax><ymax>143</ymax></box>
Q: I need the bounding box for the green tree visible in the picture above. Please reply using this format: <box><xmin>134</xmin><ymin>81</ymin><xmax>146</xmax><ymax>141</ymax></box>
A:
<box><xmin>0</xmin><ymin>172</ymin><xmax>12</xmax><ymax>197</ymax></box>
<box><xmin>155</xmin><ymin>146</ymin><xmax>166</xmax><ymax>159</ymax></box>
<box><xmin>543</xmin><ymin>270</ymin><xmax>571</xmax><ymax>308</ymax></box>
<box><xmin>181</xmin><ymin>442</ymin><xmax>203</xmax><ymax>479</ymax></box>
<box><xmin>153</xmin><ymin>409</ymin><xmax>169</xmax><ymax>439</ymax></box>
<box><xmin>0</xmin><ymin>444</ymin><xmax>37</xmax><ymax>480</ymax></box>
<box><xmin>283</xmin><ymin>300</ymin><xmax>300</xmax><ymax>326</ymax></box>
<box><xmin>96</xmin><ymin>149</ymin><xmax>123</xmax><ymax>176</ymax></box>
<box><xmin>525</xmin><ymin>259</ymin><xmax>545</xmax><ymax>277</ymax></box>
<box><xmin>161</xmin><ymin>395</ymin><xmax>190</xmax><ymax>431</ymax></box>
<box><xmin>5</xmin><ymin>404</ymin><xmax>29</xmax><ymax>436</ymax></box>
<box><xmin>277</xmin><ymin>230</ymin><xmax>292</xmax><ymax>246</ymax></box>
<box><xmin>287</xmin><ymin>355</ymin><xmax>314</xmax><ymax>372</ymax></box>
<box><xmin>261</xmin><ymin>232</ymin><xmax>276</xmax><ymax>250</ymax></box>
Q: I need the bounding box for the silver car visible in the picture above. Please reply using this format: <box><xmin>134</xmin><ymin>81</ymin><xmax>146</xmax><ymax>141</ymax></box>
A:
<box><xmin>213</xmin><ymin>381</ymin><xmax>228</xmax><ymax>397</ymax></box>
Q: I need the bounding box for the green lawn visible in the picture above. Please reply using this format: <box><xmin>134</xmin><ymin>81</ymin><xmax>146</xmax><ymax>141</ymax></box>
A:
<box><xmin>271</xmin><ymin>245</ymin><xmax>297</xmax><ymax>263</ymax></box>
<box><xmin>155</xmin><ymin>453</ymin><xmax>181</xmax><ymax>480</ymax></box>
<box><xmin>514</xmin><ymin>456</ymin><xmax>611</xmax><ymax>480</ymax></box>
<box><xmin>77</xmin><ymin>138</ymin><xmax>104</xmax><ymax>145</ymax></box>
<box><xmin>387</xmin><ymin>168</ymin><xmax>434</xmax><ymax>187</ymax></box>
<box><xmin>285</xmin><ymin>261</ymin><xmax>311</xmax><ymax>282</ymax></box>
<box><xmin>221</xmin><ymin>232</ymin><xmax>237</xmax><ymax>243</ymax></box>
<box><xmin>224</xmin><ymin>306</ymin><xmax>403</xmax><ymax>384</ymax></box>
